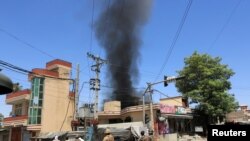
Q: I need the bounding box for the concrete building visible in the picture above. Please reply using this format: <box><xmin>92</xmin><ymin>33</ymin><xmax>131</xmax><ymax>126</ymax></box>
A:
<box><xmin>98</xmin><ymin>96</ymin><xmax>193</xmax><ymax>139</ymax></box>
<box><xmin>3</xmin><ymin>59</ymin><xmax>75</xmax><ymax>141</ymax></box>
<box><xmin>3</xmin><ymin>89</ymin><xmax>31</xmax><ymax>141</ymax></box>
<box><xmin>226</xmin><ymin>105</ymin><xmax>250</xmax><ymax>124</ymax></box>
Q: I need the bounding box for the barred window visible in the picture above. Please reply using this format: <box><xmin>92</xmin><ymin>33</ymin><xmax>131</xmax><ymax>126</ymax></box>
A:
<box><xmin>14</xmin><ymin>103</ymin><xmax>22</xmax><ymax>116</ymax></box>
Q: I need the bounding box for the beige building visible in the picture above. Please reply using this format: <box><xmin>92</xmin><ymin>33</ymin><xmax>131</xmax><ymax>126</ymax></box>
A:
<box><xmin>98</xmin><ymin>96</ymin><xmax>193</xmax><ymax>138</ymax></box>
<box><xmin>226</xmin><ymin>105</ymin><xmax>250</xmax><ymax>123</ymax></box>
<box><xmin>3</xmin><ymin>59</ymin><xmax>75</xmax><ymax>141</ymax></box>
<box><xmin>98</xmin><ymin>100</ymin><xmax>159</xmax><ymax>124</ymax></box>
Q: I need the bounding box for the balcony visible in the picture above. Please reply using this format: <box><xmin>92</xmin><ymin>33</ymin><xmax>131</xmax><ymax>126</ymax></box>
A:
<box><xmin>5</xmin><ymin>89</ymin><xmax>30</xmax><ymax>104</ymax></box>
<box><xmin>3</xmin><ymin>115</ymin><xmax>28</xmax><ymax>127</ymax></box>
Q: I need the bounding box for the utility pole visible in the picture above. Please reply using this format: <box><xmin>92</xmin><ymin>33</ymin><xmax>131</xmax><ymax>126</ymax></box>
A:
<box><xmin>74</xmin><ymin>64</ymin><xmax>80</xmax><ymax>120</ymax></box>
<box><xmin>142</xmin><ymin>76</ymin><xmax>185</xmax><ymax>135</ymax></box>
<box><xmin>148</xmin><ymin>83</ymin><xmax>154</xmax><ymax>135</ymax></box>
<box><xmin>87</xmin><ymin>52</ymin><xmax>107</xmax><ymax>120</ymax></box>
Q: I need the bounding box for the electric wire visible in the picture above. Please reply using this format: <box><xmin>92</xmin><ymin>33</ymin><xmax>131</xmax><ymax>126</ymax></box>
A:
<box><xmin>207</xmin><ymin>0</ymin><xmax>243</xmax><ymax>52</ymax></box>
<box><xmin>154</xmin><ymin>0</ymin><xmax>193</xmax><ymax>82</ymax></box>
<box><xmin>86</xmin><ymin>0</ymin><xmax>96</xmax><ymax>105</ymax></box>
<box><xmin>0</xmin><ymin>28</ymin><xmax>55</xmax><ymax>59</ymax></box>
<box><xmin>0</xmin><ymin>27</ymin><xmax>90</xmax><ymax>76</ymax></box>
<box><xmin>0</xmin><ymin>60</ymin><xmax>74</xmax><ymax>81</ymax></box>
<box><xmin>59</xmin><ymin>99</ymin><xmax>71</xmax><ymax>131</ymax></box>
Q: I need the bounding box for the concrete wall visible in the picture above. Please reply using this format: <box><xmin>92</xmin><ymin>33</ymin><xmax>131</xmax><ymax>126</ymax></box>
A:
<box><xmin>99</xmin><ymin>109</ymin><xmax>158</xmax><ymax>124</ymax></box>
<box><xmin>104</xmin><ymin>101</ymin><xmax>121</xmax><ymax>112</ymax></box>
<box><xmin>0</xmin><ymin>131</ymin><xmax>9</xmax><ymax>141</ymax></box>
<box><xmin>160</xmin><ymin>97</ymin><xmax>183</xmax><ymax>107</ymax></box>
<box><xmin>22</xmin><ymin>101</ymin><xmax>29</xmax><ymax>115</ymax></box>
<box><xmin>22</xmin><ymin>130</ymin><xmax>31</xmax><ymax>141</ymax></box>
<box><xmin>40</xmin><ymin>66</ymin><xmax>74</xmax><ymax>132</ymax></box>
<box><xmin>122</xmin><ymin>111</ymin><xmax>153</xmax><ymax>122</ymax></box>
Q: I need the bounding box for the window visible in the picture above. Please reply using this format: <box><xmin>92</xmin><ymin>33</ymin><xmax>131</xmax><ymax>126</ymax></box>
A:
<box><xmin>28</xmin><ymin>77</ymin><xmax>44</xmax><ymax>125</ymax></box>
<box><xmin>14</xmin><ymin>104</ymin><xmax>22</xmax><ymax>116</ymax></box>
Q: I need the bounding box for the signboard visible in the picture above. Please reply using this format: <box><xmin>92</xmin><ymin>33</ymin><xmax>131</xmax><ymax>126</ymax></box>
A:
<box><xmin>195</xmin><ymin>126</ymin><xmax>203</xmax><ymax>132</ymax></box>
<box><xmin>176</xmin><ymin>107</ymin><xmax>187</xmax><ymax>114</ymax></box>
<box><xmin>160</xmin><ymin>104</ymin><xmax>176</xmax><ymax>114</ymax></box>
<box><xmin>160</xmin><ymin>104</ymin><xmax>187</xmax><ymax>114</ymax></box>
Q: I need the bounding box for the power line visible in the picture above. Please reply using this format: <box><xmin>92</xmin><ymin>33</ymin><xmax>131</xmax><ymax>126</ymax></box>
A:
<box><xmin>0</xmin><ymin>28</ymin><xmax>55</xmax><ymax>58</ymax></box>
<box><xmin>59</xmin><ymin>99</ymin><xmax>71</xmax><ymax>131</ymax></box>
<box><xmin>0</xmin><ymin>60</ymin><xmax>74</xmax><ymax>81</ymax></box>
<box><xmin>154</xmin><ymin>0</ymin><xmax>193</xmax><ymax>81</ymax></box>
<box><xmin>86</xmin><ymin>0</ymin><xmax>96</xmax><ymax>105</ymax></box>
<box><xmin>207</xmin><ymin>0</ymin><xmax>243</xmax><ymax>52</ymax></box>
<box><xmin>0</xmin><ymin>27</ymin><xmax>90</xmax><ymax>76</ymax></box>
<box><xmin>0</xmin><ymin>64</ymin><xmax>28</xmax><ymax>76</ymax></box>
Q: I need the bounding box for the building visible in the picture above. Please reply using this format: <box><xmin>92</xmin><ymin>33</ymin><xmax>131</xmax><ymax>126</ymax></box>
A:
<box><xmin>98</xmin><ymin>96</ymin><xmax>193</xmax><ymax>137</ymax></box>
<box><xmin>3</xmin><ymin>59</ymin><xmax>75</xmax><ymax>141</ymax></box>
<box><xmin>0</xmin><ymin>114</ymin><xmax>3</xmax><ymax>128</ymax></box>
<box><xmin>158</xmin><ymin>96</ymin><xmax>193</xmax><ymax>134</ymax></box>
<box><xmin>0</xmin><ymin>113</ymin><xmax>9</xmax><ymax>141</ymax></box>
<box><xmin>3</xmin><ymin>89</ymin><xmax>31</xmax><ymax>141</ymax></box>
<box><xmin>226</xmin><ymin>105</ymin><xmax>250</xmax><ymax>124</ymax></box>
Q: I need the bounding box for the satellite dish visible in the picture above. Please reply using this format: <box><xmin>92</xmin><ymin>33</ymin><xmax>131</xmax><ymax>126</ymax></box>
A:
<box><xmin>0</xmin><ymin>72</ymin><xmax>13</xmax><ymax>95</ymax></box>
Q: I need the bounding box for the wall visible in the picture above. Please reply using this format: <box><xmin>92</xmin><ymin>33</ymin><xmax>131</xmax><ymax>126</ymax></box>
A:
<box><xmin>22</xmin><ymin>130</ymin><xmax>31</xmax><ymax>141</ymax></box>
<box><xmin>40</xmin><ymin>66</ymin><xmax>74</xmax><ymax>132</ymax></box>
<box><xmin>22</xmin><ymin>101</ymin><xmax>29</xmax><ymax>115</ymax></box>
<box><xmin>160</xmin><ymin>97</ymin><xmax>183</xmax><ymax>107</ymax></box>
<box><xmin>104</xmin><ymin>101</ymin><xmax>121</xmax><ymax>112</ymax></box>
<box><xmin>0</xmin><ymin>130</ymin><xmax>9</xmax><ymax>141</ymax></box>
<box><xmin>98</xmin><ymin>109</ymin><xmax>158</xmax><ymax>124</ymax></box>
<box><xmin>122</xmin><ymin>111</ymin><xmax>152</xmax><ymax>122</ymax></box>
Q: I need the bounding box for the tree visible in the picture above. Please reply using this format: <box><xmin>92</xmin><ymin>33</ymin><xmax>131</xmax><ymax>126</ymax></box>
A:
<box><xmin>175</xmin><ymin>52</ymin><xmax>238</xmax><ymax>127</ymax></box>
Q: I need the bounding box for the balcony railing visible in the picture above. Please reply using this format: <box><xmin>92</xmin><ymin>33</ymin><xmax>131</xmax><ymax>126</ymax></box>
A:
<box><xmin>3</xmin><ymin>115</ymin><xmax>28</xmax><ymax>127</ymax></box>
<box><xmin>6</xmin><ymin>89</ymin><xmax>30</xmax><ymax>99</ymax></box>
<box><xmin>5</xmin><ymin>89</ymin><xmax>30</xmax><ymax>104</ymax></box>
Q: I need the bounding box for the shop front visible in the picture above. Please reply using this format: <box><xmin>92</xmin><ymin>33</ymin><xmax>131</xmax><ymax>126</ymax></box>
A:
<box><xmin>157</xmin><ymin>104</ymin><xmax>193</xmax><ymax>135</ymax></box>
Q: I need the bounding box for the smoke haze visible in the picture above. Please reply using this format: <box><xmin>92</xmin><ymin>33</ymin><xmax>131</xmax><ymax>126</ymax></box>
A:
<box><xmin>95</xmin><ymin>0</ymin><xmax>152</xmax><ymax>109</ymax></box>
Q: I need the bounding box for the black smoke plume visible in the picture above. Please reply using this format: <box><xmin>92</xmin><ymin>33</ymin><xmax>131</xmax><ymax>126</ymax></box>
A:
<box><xmin>95</xmin><ymin>0</ymin><xmax>152</xmax><ymax>109</ymax></box>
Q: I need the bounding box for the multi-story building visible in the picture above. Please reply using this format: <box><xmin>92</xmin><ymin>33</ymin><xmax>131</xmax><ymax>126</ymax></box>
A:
<box><xmin>3</xmin><ymin>89</ymin><xmax>31</xmax><ymax>141</ymax></box>
<box><xmin>3</xmin><ymin>59</ymin><xmax>75</xmax><ymax>141</ymax></box>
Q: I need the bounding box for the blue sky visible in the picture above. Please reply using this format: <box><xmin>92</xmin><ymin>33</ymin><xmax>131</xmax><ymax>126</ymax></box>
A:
<box><xmin>0</xmin><ymin>0</ymin><xmax>249</xmax><ymax>117</ymax></box>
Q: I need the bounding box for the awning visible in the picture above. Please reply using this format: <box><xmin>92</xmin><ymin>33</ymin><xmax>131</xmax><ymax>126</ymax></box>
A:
<box><xmin>31</xmin><ymin>131</ymin><xmax>68</xmax><ymax>139</ymax></box>
<box><xmin>161</xmin><ymin>114</ymin><xmax>193</xmax><ymax>119</ymax></box>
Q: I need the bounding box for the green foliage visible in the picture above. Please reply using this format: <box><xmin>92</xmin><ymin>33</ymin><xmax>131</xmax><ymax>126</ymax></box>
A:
<box><xmin>176</xmin><ymin>52</ymin><xmax>238</xmax><ymax>124</ymax></box>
